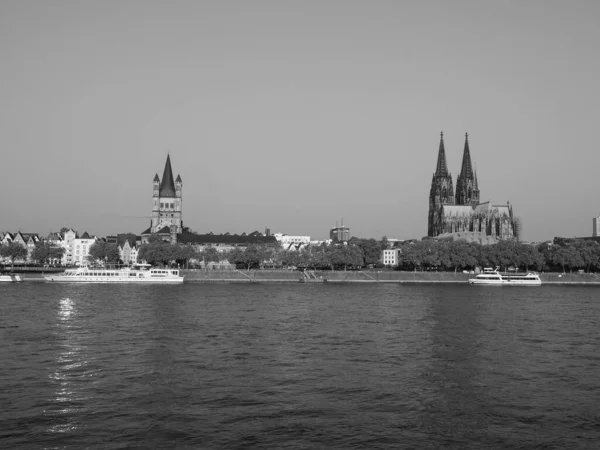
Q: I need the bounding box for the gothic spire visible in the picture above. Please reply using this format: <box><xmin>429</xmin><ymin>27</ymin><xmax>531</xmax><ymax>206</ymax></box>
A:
<box><xmin>159</xmin><ymin>155</ymin><xmax>176</xmax><ymax>197</ymax></box>
<box><xmin>459</xmin><ymin>132</ymin><xmax>474</xmax><ymax>179</ymax></box>
<box><xmin>435</xmin><ymin>131</ymin><xmax>449</xmax><ymax>176</ymax></box>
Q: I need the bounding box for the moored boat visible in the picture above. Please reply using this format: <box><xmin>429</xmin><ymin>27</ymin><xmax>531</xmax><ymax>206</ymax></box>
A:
<box><xmin>44</xmin><ymin>262</ymin><xmax>184</xmax><ymax>283</ymax></box>
<box><xmin>468</xmin><ymin>269</ymin><xmax>541</xmax><ymax>286</ymax></box>
<box><xmin>0</xmin><ymin>273</ymin><xmax>23</xmax><ymax>282</ymax></box>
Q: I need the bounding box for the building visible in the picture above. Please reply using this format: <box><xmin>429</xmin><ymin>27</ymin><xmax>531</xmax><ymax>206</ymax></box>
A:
<box><xmin>382</xmin><ymin>248</ymin><xmax>401</xmax><ymax>267</ymax></box>
<box><xmin>152</xmin><ymin>155</ymin><xmax>183</xmax><ymax>234</ymax></box>
<box><xmin>330</xmin><ymin>220</ymin><xmax>350</xmax><ymax>243</ymax></box>
<box><xmin>73</xmin><ymin>232</ymin><xmax>96</xmax><ymax>265</ymax></box>
<box><xmin>273</xmin><ymin>233</ymin><xmax>311</xmax><ymax>251</ymax></box>
<box><xmin>119</xmin><ymin>239</ymin><xmax>138</xmax><ymax>265</ymax></box>
<box><xmin>141</xmin><ymin>155</ymin><xmax>183</xmax><ymax>243</ymax></box>
<box><xmin>61</xmin><ymin>229</ymin><xmax>77</xmax><ymax>265</ymax></box>
<box><xmin>10</xmin><ymin>232</ymin><xmax>40</xmax><ymax>262</ymax></box>
<box><xmin>428</xmin><ymin>132</ymin><xmax>517</xmax><ymax>242</ymax></box>
<box><xmin>594</xmin><ymin>214</ymin><xmax>600</xmax><ymax>237</ymax></box>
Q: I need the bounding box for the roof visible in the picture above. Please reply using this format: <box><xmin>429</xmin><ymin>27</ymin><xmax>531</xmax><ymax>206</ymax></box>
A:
<box><xmin>159</xmin><ymin>155</ymin><xmax>176</xmax><ymax>197</ymax></box>
<box><xmin>176</xmin><ymin>174</ymin><xmax>182</xmax><ymax>182</ymax></box>
<box><xmin>116</xmin><ymin>233</ymin><xmax>137</xmax><ymax>248</ymax></box>
<box><xmin>79</xmin><ymin>231</ymin><xmax>92</xmax><ymax>239</ymax></box>
<box><xmin>177</xmin><ymin>232</ymin><xmax>277</xmax><ymax>245</ymax></box>
<box><xmin>154</xmin><ymin>173</ymin><xmax>160</xmax><ymax>182</ymax></box>
<box><xmin>442</xmin><ymin>205</ymin><xmax>475</xmax><ymax>216</ymax></box>
<box><xmin>19</xmin><ymin>233</ymin><xmax>39</xmax><ymax>239</ymax></box>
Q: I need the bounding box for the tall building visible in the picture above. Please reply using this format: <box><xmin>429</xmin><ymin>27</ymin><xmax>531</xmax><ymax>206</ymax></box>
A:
<box><xmin>428</xmin><ymin>132</ymin><xmax>516</xmax><ymax>241</ymax></box>
<box><xmin>330</xmin><ymin>220</ymin><xmax>350</xmax><ymax>243</ymax></box>
<box><xmin>593</xmin><ymin>215</ymin><xmax>600</xmax><ymax>237</ymax></box>
<box><xmin>150</xmin><ymin>155</ymin><xmax>183</xmax><ymax>235</ymax></box>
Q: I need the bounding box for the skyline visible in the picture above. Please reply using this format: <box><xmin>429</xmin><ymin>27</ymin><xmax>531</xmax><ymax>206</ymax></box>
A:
<box><xmin>2</xmin><ymin>1</ymin><xmax>600</xmax><ymax>241</ymax></box>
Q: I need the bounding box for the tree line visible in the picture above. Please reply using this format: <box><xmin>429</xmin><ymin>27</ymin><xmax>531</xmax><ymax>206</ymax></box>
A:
<box><xmin>398</xmin><ymin>239</ymin><xmax>600</xmax><ymax>273</ymax></box>
<box><xmin>5</xmin><ymin>235</ymin><xmax>600</xmax><ymax>273</ymax></box>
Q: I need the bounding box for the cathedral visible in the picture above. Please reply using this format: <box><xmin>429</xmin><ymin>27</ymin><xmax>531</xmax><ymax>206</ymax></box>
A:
<box><xmin>428</xmin><ymin>132</ymin><xmax>517</xmax><ymax>241</ymax></box>
<box><xmin>141</xmin><ymin>155</ymin><xmax>183</xmax><ymax>243</ymax></box>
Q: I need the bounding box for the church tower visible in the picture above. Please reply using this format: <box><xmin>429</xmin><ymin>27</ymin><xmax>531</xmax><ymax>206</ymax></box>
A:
<box><xmin>151</xmin><ymin>155</ymin><xmax>183</xmax><ymax>234</ymax></box>
<box><xmin>428</xmin><ymin>132</ymin><xmax>454</xmax><ymax>236</ymax></box>
<box><xmin>455</xmin><ymin>133</ymin><xmax>480</xmax><ymax>206</ymax></box>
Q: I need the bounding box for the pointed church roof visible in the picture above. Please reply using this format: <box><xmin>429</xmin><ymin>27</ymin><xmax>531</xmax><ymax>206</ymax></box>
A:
<box><xmin>435</xmin><ymin>131</ymin><xmax>449</xmax><ymax>176</ymax></box>
<box><xmin>154</xmin><ymin>173</ymin><xmax>160</xmax><ymax>182</ymax></box>
<box><xmin>176</xmin><ymin>174</ymin><xmax>182</xmax><ymax>183</ymax></box>
<box><xmin>159</xmin><ymin>155</ymin><xmax>176</xmax><ymax>197</ymax></box>
<box><xmin>459</xmin><ymin>133</ymin><xmax>474</xmax><ymax>179</ymax></box>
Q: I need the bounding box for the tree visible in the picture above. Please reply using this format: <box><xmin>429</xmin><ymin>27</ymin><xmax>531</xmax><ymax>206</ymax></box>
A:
<box><xmin>0</xmin><ymin>242</ymin><xmax>28</xmax><ymax>270</ymax></box>
<box><xmin>401</xmin><ymin>241</ymin><xmax>426</xmax><ymax>270</ymax></box>
<box><xmin>174</xmin><ymin>244</ymin><xmax>198</xmax><ymax>269</ymax></box>
<box><xmin>199</xmin><ymin>246</ymin><xmax>221</xmax><ymax>268</ymax></box>
<box><xmin>356</xmin><ymin>238</ymin><xmax>383</xmax><ymax>267</ymax></box>
<box><xmin>31</xmin><ymin>242</ymin><xmax>65</xmax><ymax>265</ymax></box>
<box><xmin>331</xmin><ymin>244</ymin><xmax>363</xmax><ymax>270</ymax></box>
<box><xmin>88</xmin><ymin>241</ymin><xmax>120</xmax><ymax>265</ymax></box>
<box><xmin>226</xmin><ymin>247</ymin><xmax>245</xmax><ymax>268</ymax></box>
<box><xmin>138</xmin><ymin>241</ymin><xmax>179</xmax><ymax>266</ymax></box>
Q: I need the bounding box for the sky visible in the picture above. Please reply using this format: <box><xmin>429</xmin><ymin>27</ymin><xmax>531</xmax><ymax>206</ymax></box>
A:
<box><xmin>1</xmin><ymin>0</ymin><xmax>599</xmax><ymax>241</ymax></box>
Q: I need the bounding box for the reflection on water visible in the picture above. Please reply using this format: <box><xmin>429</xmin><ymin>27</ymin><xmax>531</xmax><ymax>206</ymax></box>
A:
<box><xmin>47</xmin><ymin>296</ymin><xmax>89</xmax><ymax>435</ymax></box>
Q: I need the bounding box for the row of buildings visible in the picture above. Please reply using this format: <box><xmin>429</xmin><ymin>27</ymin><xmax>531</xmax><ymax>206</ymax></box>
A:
<box><xmin>0</xmin><ymin>230</ymin><xmax>139</xmax><ymax>266</ymax></box>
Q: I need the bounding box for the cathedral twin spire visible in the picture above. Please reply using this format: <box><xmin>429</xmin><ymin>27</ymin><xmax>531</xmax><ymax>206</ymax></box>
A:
<box><xmin>432</xmin><ymin>132</ymin><xmax>479</xmax><ymax>207</ymax></box>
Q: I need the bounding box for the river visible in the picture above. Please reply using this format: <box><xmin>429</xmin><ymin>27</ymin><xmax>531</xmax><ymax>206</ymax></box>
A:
<box><xmin>1</xmin><ymin>283</ymin><xmax>598</xmax><ymax>449</ymax></box>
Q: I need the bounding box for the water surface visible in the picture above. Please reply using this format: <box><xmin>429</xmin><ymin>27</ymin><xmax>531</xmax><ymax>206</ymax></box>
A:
<box><xmin>1</xmin><ymin>283</ymin><xmax>598</xmax><ymax>448</ymax></box>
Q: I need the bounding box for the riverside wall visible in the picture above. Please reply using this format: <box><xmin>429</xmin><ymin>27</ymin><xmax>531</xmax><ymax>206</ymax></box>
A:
<box><xmin>181</xmin><ymin>269</ymin><xmax>600</xmax><ymax>285</ymax></box>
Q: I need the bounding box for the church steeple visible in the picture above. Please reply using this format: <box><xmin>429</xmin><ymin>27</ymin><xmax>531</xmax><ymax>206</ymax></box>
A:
<box><xmin>428</xmin><ymin>131</ymin><xmax>455</xmax><ymax>236</ymax></box>
<box><xmin>150</xmin><ymin>155</ymin><xmax>183</xmax><ymax>236</ymax></box>
<box><xmin>459</xmin><ymin>132</ymin><xmax>474</xmax><ymax>179</ymax></box>
<box><xmin>455</xmin><ymin>133</ymin><xmax>480</xmax><ymax>206</ymax></box>
<box><xmin>159</xmin><ymin>155</ymin><xmax>176</xmax><ymax>197</ymax></box>
<box><xmin>435</xmin><ymin>131</ymin><xmax>449</xmax><ymax>176</ymax></box>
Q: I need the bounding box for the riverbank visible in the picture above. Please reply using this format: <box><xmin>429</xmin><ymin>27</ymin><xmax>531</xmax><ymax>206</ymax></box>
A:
<box><xmin>16</xmin><ymin>270</ymin><xmax>600</xmax><ymax>285</ymax></box>
<box><xmin>180</xmin><ymin>269</ymin><xmax>600</xmax><ymax>285</ymax></box>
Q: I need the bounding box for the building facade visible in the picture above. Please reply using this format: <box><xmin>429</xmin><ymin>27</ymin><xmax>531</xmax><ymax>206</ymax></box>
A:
<box><xmin>382</xmin><ymin>248</ymin><xmax>401</xmax><ymax>267</ymax></box>
<box><xmin>428</xmin><ymin>132</ymin><xmax>517</xmax><ymax>241</ymax></box>
<box><xmin>119</xmin><ymin>239</ymin><xmax>138</xmax><ymax>265</ymax></box>
<box><xmin>593</xmin><ymin>215</ymin><xmax>600</xmax><ymax>237</ymax></box>
<box><xmin>73</xmin><ymin>232</ymin><xmax>96</xmax><ymax>265</ymax></box>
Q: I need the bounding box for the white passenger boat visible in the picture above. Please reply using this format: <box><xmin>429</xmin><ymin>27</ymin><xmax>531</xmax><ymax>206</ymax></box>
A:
<box><xmin>44</xmin><ymin>262</ymin><xmax>184</xmax><ymax>284</ymax></box>
<box><xmin>0</xmin><ymin>273</ymin><xmax>23</xmax><ymax>282</ymax></box>
<box><xmin>468</xmin><ymin>269</ymin><xmax>541</xmax><ymax>286</ymax></box>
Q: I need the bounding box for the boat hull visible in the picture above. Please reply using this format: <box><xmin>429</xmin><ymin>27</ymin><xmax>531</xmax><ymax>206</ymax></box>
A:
<box><xmin>0</xmin><ymin>274</ymin><xmax>22</xmax><ymax>282</ymax></box>
<box><xmin>468</xmin><ymin>270</ymin><xmax>541</xmax><ymax>286</ymax></box>
<box><xmin>44</xmin><ymin>276</ymin><xmax>183</xmax><ymax>283</ymax></box>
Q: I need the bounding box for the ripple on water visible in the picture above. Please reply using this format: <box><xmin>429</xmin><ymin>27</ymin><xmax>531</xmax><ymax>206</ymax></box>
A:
<box><xmin>0</xmin><ymin>283</ymin><xmax>599</xmax><ymax>448</ymax></box>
